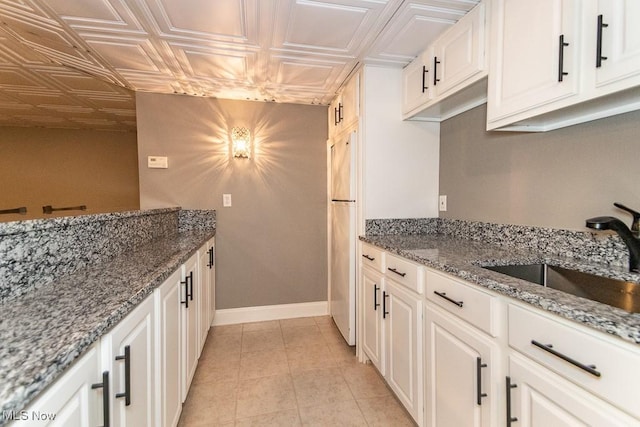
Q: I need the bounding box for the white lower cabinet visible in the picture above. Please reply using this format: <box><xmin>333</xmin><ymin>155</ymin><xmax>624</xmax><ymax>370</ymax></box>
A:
<box><xmin>206</xmin><ymin>238</ymin><xmax>216</xmax><ymax>327</ymax></box>
<box><xmin>361</xmin><ymin>266</ymin><xmax>384</xmax><ymax>374</ymax></box>
<box><xmin>506</xmin><ymin>352</ymin><xmax>639</xmax><ymax>426</ymax></box>
<box><xmin>155</xmin><ymin>268</ymin><xmax>182</xmax><ymax>427</ymax></box>
<box><xmin>359</xmin><ymin>242</ymin><xmax>423</xmax><ymax>426</ymax></box>
<box><xmin>181</xmin><ymin>253</ymin><xmax>199</xmax><ymax>402</ymax></box>
<box><xmin>19</xmin><ymin>345</ymin><xmax>103</xmax><ymax>427</ymax></box>
<box><xmin>384</xmin><ymin>279</ymin><xmax>423</xmax><ymax>425</ymax></box>
<box><xmin>425</xmin><ymin>304</ymin><xmax>500</xmax><ymax>427</ymax></box>
<box><xmin>102</xmin><ymin>294</ymin><xmax>156</xmax><ymax>427</ymax></box>
<box><xmin>197</xmin><ymin>246</ymin><xmax>210</xmax><ymax>353</ymax></box>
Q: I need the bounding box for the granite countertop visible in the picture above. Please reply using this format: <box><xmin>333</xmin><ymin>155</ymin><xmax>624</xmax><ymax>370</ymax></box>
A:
<box><xmin>360</xmin><ymin>234</ymin><xmax>640</xmax><ymax>345</ymax></box>
<box><xmin>0</xmin><ymin>228</ymin><xmax>215</xmax><ymax>421</ymax></box>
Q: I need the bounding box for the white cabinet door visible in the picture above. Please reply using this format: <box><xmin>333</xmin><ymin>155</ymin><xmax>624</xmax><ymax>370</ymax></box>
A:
<box><xmin>18</xmin><ymin>345</ymin><xmax>103</xmax><ymax>427</ymax></box>
<box><xmin>384</xmin><ymin>279</ymin><xmax>423</xmax><ymax>426</ymax></box>
<box><xmin>425</xmin><ymin>304</ymin><xmax>500</xmax><ymax>427</ymax></box>
<box><xmin>433</xmin><ymin>2</ymin><xmax>486</xmax><ymax>98</ymax></box>
<box><xmin>402</xmin><ymin>51</ymin><xmax>432</xmax><ymax>116</ymax></box>
<box><xmin>328</xmin><ymin>96</ymin><xmax>340</xmax><ymax>140</ymax></box>
<box><xmin>155</xmin><ymin>269</ymin><xmax>182</xmax><ymax>427</ymax></box>
<box><xmin>103</xmin><ymin>295</ymin><xmax>155</xmax><ymax>427</ymax></box>
<box><xmin>361</xmin><ymin>266</ymin><xmax>384</xmax><ymax>374</ymax></box>
<box><xmin>197</xmin><ymin>245</ymin><xmax>210</xmax><ymax>353</ymax></box>
<box><xmin>341</xmin><ymin>73</ymin><xmax>359</xmax><ymax>130</ymax></box>
<box><xmin>507</xmin><ymin>352</ymin><xmax>640</xmax><ymax>426</ymax></box>
<box><xmin>595</xmin><ymin>0</ymin><xmax>640</xmax><ymax>89</ymax></box>
<box><xmin>328</xmin><ymin>73</ymin><xmax>359</xmax><ymax>139</ymax></box>
<box><xmin>207</xmin><ymin>238</ymin><xmax>216</xmax><ymax>327</ymax></box>
<box><xmin>488</xmin><ymin>0</ymin><xmax>581</xmax><ymax>123</ymax></box>
<box><xmin>181</xmin><ymin>254</ymin><xmax>199</xmax><ymax>402</ymax></box>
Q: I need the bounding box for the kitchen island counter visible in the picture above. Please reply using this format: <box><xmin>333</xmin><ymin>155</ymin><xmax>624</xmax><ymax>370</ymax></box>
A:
<box><xmin>0</xmin><ymin>210</ymin><xmax>215</xmax><ymax>424</ymax></box>
<box><xmin>361</xmin><ymin>233</ymin><xmax>640</xmax><ymax>345</ymax></box>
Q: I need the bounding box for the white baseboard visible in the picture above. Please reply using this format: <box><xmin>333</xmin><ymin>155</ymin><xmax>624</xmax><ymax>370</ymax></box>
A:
<box><xmin>212</xmin><ymin>301</ymin><xmax>329</xmax><ymax>326</ymax></box>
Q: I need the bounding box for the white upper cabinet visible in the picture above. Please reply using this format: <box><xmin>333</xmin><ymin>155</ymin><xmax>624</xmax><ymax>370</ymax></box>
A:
<box><xmin>328</xmin><ymin>73</ymin><xmax>360</xmax><ymax>140</ymax></box>
<box><xmin>488</xmin><ymin>0</ymin><xmax>640</xmax><ymax>131</ymax></box>
<box><xmin>433</xmin><ymin>3</ymin><xmax>486</xmax><ymax>98</ymax></box>
<box><xmin>594</xmin><ymin>0</ymin><xmax>640</xmax><ymax>90</ymax></box>
<box><xmin>402</xmin><ymin>49</ymin><xmax>433</xmax><ymax>114</ymax></box>
<box><xmin>487</xmin><ymin>0</ymin><xmax>581</xmax><ymax>125</ymax></box>
<box><xmin>402</xmin><ymin>1</ymin><xmax>488</xmax><ymax>121</ymax></box>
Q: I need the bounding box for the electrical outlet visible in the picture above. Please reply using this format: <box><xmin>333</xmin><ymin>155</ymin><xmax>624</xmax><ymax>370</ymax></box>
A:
<box><xmin>439</xmin><ymin>195</ymin><xmax>447</xmax><ymax>212</ymax></box>
<box><xmin>223</xmin><ymin>194</ymin><xmax>232</xmax><ymax>207</ymax></box>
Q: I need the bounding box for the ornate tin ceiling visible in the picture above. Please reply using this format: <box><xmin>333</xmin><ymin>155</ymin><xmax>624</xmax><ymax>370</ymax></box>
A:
<box><xmin>0</xmin><ymin>0</ymin><xmax>479</xmax><ymax>129</ymax></box>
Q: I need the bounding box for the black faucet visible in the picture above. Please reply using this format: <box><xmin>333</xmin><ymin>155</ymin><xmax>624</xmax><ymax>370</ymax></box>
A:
<box><xmin>586</xmin><ymin>202</ymin><xmax>640</xmax><ymax>273</ymax></box>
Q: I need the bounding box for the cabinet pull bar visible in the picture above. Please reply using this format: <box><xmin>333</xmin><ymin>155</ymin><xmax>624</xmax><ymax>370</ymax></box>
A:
<box><xmin>207</xmin><ymin>247</ymin><xmax>213</xmax><ymax>268</ymax></box>
<box><xmin>383</xmin><ymin>291</ymin><xmax>389</xmax><ymax>318</ymax></box>
<box><xmin>91</xmin><ymin>371</ymin><xmax>110</xmax><ymax>427</ymax></box>
<box><xmin>188</xmin><ymin>271</ymin><xmax>194</xmax><ymax>301</ymax></box>
<box><xmin>506</xmin><ymin>376</ymin><xmax>518</xmax><ymax>426</ymax></box>
<box><xmin>374</xmin><ymin>284</ymin><xmax>380</xmax><ymax>310</ymax></box>
<box><xmin>181</xmin><ymin>275</ymin><xmax>189</xmax><ymax>308</ymax></box>
<box><xmin>387</xmin><ymin>267</ymin><xmax>406</xmax><ymax>277</ymax></box>
<box><xmin>338</xmin><ymin>103</ymin><xmax>344</xmax><ymax>122</ymax></box>
<box><xmin>558</xmin><ymin>35</ymin><xmax>569</xmax><ymax>82</ymax></box>
<box><xmin>596</xmin><ymin>14</ymin><xmax>608</xmax><ymax>67</ymax></box>
<box><xmin>115</xmin><ymin>345</ymin><xmax>131</xmax><ymax>405</ymax></box>
<box><xmin>0</xmin><ymin>207</ymin><xmax>26</xmax><ymax>215</ymax></box>
<box><xmin>421</xmin><ymin>65</ymin><xmax>429</xmax><ymax>93</ymax></box>
<box><xmin>531</xmin><ymin>340</ymin><xmax>601</xmax><ymax>377</ymax></box>
<box><xmin>433</xmin><ymin>290</ymin><xmax>463</xmax><ymax>307</ymax></box>
<box><xmin>476</xmin><ymin>357</ymin><xmax>488</xmax><ymax>405</ymax></box>
<box><xmin>334</xmin><ymin>107</ymin><xmax>339</xmax><ymax>125</ymax></box>
<box><xmin>362</xmin><ymin>254</ymin><xmax>375</xmax><ymax>261</ymax></box>
<box><xmin>43</xmin><ymin>204</ymin><xmax>87</xmax><ymax>214</ymax></box>
<box><xmin>433</xmin><ymin>57</ymin><xmax>440</xmax><ymax>86</ymax></box>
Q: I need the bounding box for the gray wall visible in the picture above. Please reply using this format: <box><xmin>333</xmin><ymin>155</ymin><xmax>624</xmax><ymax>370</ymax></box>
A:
<box><xmin>439</xmin><ymin>104</ymin><xmax>640</xmax><ymax>231</ymax></box>
<box><xmin>136</xmin><ymin>93</ymin><xmax>328</xmax><ymax>309</ymax></box>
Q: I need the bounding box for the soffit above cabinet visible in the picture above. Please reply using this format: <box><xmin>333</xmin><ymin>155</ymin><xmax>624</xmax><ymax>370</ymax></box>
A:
<box><xmin>0</xmin><ymin>0</ymin><xmax>479</xmax><ymax>129</ymax></box>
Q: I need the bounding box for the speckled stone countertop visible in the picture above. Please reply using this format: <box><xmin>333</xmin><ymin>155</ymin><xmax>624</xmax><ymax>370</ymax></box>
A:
<box><xmin>360</xmin><ymin>234</ymin><xmax>640</xmax><ymax>345</ymax></box>
<box><xmin>0</xmin><ymin>227</ymin><xmax>215</xmax><ymax>423</ymax></box>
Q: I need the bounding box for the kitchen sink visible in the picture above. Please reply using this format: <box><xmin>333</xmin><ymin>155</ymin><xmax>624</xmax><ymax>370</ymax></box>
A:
<box><xmin>482</xmin><ymin>263</ymin><xmax>640</xmax><ymax>313</ymax></box>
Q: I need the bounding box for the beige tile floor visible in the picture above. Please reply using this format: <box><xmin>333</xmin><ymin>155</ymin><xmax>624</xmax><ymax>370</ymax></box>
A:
<box><xmin>178</xmin><ymin>316</ymin><xmax>416</xmax><ymax>426</ymax></box>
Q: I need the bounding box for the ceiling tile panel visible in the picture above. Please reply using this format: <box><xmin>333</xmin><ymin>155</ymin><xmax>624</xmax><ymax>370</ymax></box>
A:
<box><xmin>365</xmin><ymin>1</ymin><xmax>474</xmax><ymax>64</ymax></box>
<box><xmin>276</xmin><ymin>58</ymin><xmax>335</xmax><ymax>87</ymax></box>
<box><xmin>272</xmin><ymin>0</ymin><xmax>393</xmax><ymax>57</ymax></box>
<box><xmin>183</xmin><ymin>48</ymin><xmax>251</xmax><ymax>81</ymax></box>
<box><xmin>41</xmin><ymin>0</ymin><xmax>146</xmax><ymax>34</ymax></box>
<box><xmin>85</xmin><ymin>38</ymin><xmax>162</xmax><ymax>72</ymax></box>
<box><xmin>143</xmin><ymin>0</ymin><xmax>261</xmax><ymax>45</ymax></box>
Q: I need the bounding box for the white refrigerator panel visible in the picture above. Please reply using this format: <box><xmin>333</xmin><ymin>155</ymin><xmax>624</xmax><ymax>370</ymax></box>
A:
<box><xmin>331</xmin><ymin>132</ymin><xmax>356</xmax><ymax>201</ymax></box>
<box><xmin>330</xmin><ymin>201</ymin><xmax>356</xmax><ymax>345</ymax></box>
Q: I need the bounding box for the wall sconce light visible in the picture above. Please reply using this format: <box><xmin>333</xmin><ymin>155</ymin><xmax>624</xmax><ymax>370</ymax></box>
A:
<box><xmin>231</xmin><ymin>127</ymin><xmax>251</xmax><ymax>158</ymax></box>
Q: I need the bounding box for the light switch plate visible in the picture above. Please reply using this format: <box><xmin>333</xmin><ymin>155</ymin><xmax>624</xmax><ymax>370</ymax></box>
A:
<box><xmin>223</xmin><ymin>194</ymin><xmax>232</xmax><ymax>207</ymax></box>
<box><xmin>148</xmin><ymin>156</ymin><xmax>168</xmax><ymax>169</ymax></box>
<box><xmin>439</xmin><ymin>195</ymin><xmax>447</xmax><ymax>211</ymax></box>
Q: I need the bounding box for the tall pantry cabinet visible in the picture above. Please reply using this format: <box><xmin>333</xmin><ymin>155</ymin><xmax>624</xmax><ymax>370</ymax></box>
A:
<box><xmin>329</xmin><ymin>65</ymin><xmax>439</xmax><ymax>426</ymax></box>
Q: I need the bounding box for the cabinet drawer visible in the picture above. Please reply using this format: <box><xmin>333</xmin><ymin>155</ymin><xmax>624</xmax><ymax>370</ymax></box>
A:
<box><xmin>508</xmin><ymin>303</ymin><xmax>640</xmax><ymax>419</ymax></box>
<box><xmin>385</xmin><ymin>253</ymin><xmax>423</xmax><ymax>294</ymax></box>
<box><xmin>360</xmin><ymin>243</ymin><xmax>385</xmax><ymax>273</ymax></box>
<box><xmin>426</xmin><ymin>270</ymin><xmax>498</xmax><ymax>336</ymax></box>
